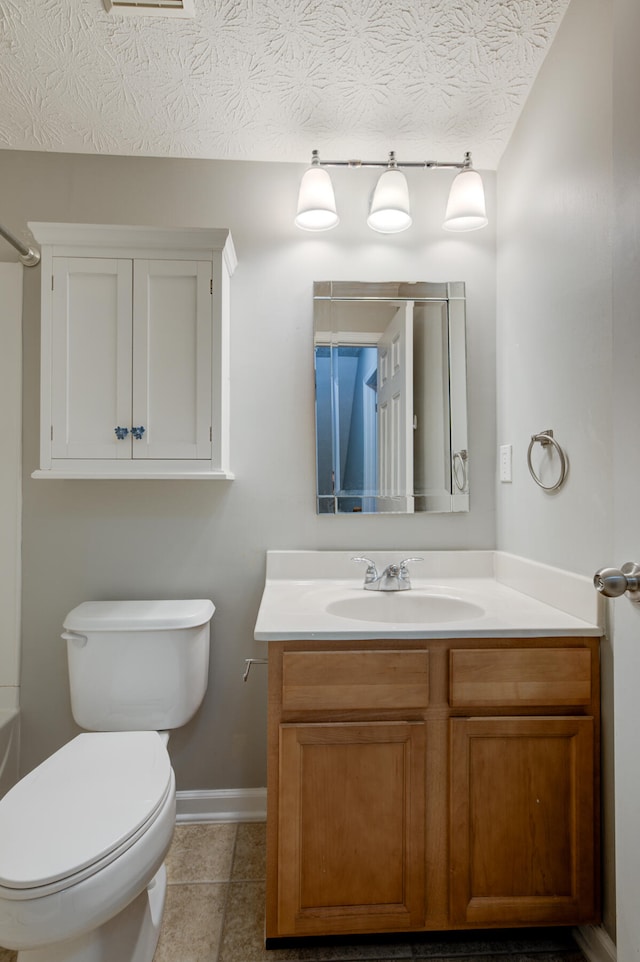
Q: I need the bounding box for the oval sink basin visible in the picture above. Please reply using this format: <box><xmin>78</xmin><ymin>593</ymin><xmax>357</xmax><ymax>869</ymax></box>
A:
<box><xmin>325</xmin><ymin>592</ymin><xmax>485</xmax><ymax>624</ymax></box>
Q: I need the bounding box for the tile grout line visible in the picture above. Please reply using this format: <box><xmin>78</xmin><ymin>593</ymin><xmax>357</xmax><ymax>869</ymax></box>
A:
<box><xmin>213</xmin><ymin>821</ymin><xmax>239</xmax><ymax>962</ymax></box>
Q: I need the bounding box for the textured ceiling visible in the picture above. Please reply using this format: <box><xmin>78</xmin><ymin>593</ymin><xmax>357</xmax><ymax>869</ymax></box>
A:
<box><xmin>0</xmin><ymin>0</ymin><xmax>570</xmax><ymax>170</ymax></box>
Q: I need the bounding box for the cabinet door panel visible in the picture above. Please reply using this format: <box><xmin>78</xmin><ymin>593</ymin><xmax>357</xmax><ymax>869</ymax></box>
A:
<box><xmin>450</xmin><ymin>716</ymin><xmax>596</xmax><ymax>925</ymax></box>
<box><xmin>51</xmin><ymin>258</ymin><xmax>132</xmax><ymax>459</ymax></box>
<box><xmin>132</xmin><ymin>260</ymin><xmax>212</xmax><ymax>460</ymax></box>
<box><xmin>278</xmin><ymin>721</ymin><xmax>425</xmax><ymax>936</ymax></box>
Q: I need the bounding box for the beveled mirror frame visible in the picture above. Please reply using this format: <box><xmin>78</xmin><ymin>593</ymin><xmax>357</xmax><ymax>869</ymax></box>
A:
<box><xmin>314</xmin><ymin>281</ymin><xmax>469</xmax><ymax>515</ymax></box>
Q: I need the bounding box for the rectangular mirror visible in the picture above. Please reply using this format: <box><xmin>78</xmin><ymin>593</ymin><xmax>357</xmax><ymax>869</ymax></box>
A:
<box><xmin>314</xmin><ymin>281</ymin><xmax>469</xmax><ymax>514</ymax></box>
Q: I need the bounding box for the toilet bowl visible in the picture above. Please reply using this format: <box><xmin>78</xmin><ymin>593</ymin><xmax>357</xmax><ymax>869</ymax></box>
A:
<box><xmin>0</xmin><ymin>732</ymin><xmax>175</xmax><ymax>960</ymax></box>
<box><xmin>0</xmin><ymin>599</ymin><xmax>214</xmax><ymax>962</ymax></box>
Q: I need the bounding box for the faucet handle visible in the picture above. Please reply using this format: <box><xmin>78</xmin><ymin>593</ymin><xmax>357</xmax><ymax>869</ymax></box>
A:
<box><xmin>397</xmin><ymin>557</ymin><xmax>424</xmax><ymax>584</ymax></box>
<box><xmin>352</xmin><ymin>556</ymin><xmax>379</xmax><ymax>583</ymax></box>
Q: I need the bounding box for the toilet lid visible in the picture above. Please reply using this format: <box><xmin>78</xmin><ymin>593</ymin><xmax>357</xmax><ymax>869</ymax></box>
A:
<box><xmin>0</xmin><ymin>732</ymin><xmax>172</xmax><ymax>890</ymax></box>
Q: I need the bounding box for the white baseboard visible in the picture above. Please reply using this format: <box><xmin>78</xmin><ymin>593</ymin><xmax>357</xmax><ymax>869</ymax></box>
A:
<box><xmin>175</xmin><ymin>787</ymin><xmax>266</xmax><ymax>823</ymax></box>
<box><xmin>573</xmin><ymin>925</ymin><xmax>616</xmax><ymax>962</ymax></box>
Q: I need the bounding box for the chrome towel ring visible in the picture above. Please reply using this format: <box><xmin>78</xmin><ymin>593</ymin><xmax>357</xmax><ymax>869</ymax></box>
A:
<box><xmin>526</xmin><ymin>429</ymin><xmax>568</xmax><ymax>492</ymax></box>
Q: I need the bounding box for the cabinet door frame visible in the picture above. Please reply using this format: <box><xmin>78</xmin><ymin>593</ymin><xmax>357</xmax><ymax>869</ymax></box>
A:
<box><xmin>450</xmin><ymin>715</ymin><xmax>596</xmax><ymax>925</ymax></box>
<box><xmin>277</xmin><ymin>720</ymin><xmax>426</xmax><ymax>936</ymax></box>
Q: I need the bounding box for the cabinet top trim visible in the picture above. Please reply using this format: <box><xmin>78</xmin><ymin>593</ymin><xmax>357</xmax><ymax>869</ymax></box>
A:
<box><xmin>29</xmin><ymin>223</ymin><xmax>237</xmax><ymax>273</ymax></box>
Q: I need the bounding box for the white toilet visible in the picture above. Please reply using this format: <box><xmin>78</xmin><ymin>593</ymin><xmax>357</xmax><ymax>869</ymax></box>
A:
<box><xmin>0</xmin><ymin>598</ymin><xmax>214</xmax><ymax>962</ymax></box>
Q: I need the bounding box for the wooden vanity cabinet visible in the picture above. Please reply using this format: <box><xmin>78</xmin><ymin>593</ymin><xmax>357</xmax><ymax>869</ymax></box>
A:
<box><xmin>266</xmin><ymin>637</ymin><xmax>600</xmax><ymax>941</ymax></box>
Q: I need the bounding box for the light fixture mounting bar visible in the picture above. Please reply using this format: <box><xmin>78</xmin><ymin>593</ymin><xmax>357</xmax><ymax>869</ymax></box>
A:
<box><xmin>310</xmin><ymin>149</ymin><xmax>473</xmax><ymax>171</ymax></box>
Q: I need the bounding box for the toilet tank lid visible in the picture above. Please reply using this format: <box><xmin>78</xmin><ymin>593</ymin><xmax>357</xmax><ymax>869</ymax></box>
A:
<box><xmin>63</xmin><ymin>599</ymin><xmax>215</xmax><ymax>632</ymax></box>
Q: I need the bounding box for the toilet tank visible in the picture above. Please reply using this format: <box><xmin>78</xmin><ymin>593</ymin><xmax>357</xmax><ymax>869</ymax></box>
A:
<box><xmin>62</xmin><ymin>600</ymin><xmax>214</xmax><ymax>732</ymax></box>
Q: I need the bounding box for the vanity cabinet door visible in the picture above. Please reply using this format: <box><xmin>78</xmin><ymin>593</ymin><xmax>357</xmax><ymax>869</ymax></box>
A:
<box><xmin>449</xmin><ymin>716</ymin><xmax>597</xmax><ymax>925</ymax></box>
<box><xmin>276</xmin><ymin>720</ymin><xmax>426</xmax><ymax>936</ymax></box>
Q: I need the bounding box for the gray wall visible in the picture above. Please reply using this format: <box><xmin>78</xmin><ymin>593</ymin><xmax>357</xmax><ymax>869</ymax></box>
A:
<box><xmin>496</xmin><ymin>0</ymin><xmax>615</xmax><ymax>938</ymax></box>
<box><xmin>496</xmin><ymin>0</ymin><xmax>613</xmax><ymax>574</ymax></box>
<box><xmin>0</xmin><ymin>151</ymin><xmax>497</xmax><ymax>788</ymax></box>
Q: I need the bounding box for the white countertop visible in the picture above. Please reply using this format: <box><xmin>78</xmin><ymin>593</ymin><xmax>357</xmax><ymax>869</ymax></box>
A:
<box><xmin>254</xmin><ymin>551</ymin><xmax>604</xmax><ymax>641</ymax></box>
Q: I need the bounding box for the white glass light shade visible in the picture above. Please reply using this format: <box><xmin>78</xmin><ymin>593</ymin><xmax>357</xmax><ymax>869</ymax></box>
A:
<box><xmin>295</xmin><ymin>166</ymin><xmax>339</xmax><ymax>231</ymax></box>
<box><xmin>367</xmin><ymin>168</ymin><xmax>412</xmax><ymax>233</ymax></box>
<box><xmin>443</xmin><ymin>168</ymin><xmax>488</xmax><ymax>232</ymax></box>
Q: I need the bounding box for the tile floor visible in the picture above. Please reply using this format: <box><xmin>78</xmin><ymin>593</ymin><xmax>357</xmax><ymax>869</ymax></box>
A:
<box><xmin>0</xmin><ymin>821</ymin><xmax>588</xmax><ymax>962</ymax></box>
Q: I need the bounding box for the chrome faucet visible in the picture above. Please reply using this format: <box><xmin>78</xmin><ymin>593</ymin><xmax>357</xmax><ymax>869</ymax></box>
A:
<box><xmin>352</xmin><ymin>557</ymin><xmax>424</xmax><ymax>591</ymax></box>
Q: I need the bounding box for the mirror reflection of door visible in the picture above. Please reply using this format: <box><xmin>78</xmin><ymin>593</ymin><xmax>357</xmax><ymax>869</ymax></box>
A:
<box><xmin>377</xmin><ymin>303</ymin><xmax>414</xmax><ymax>513</ymax></box>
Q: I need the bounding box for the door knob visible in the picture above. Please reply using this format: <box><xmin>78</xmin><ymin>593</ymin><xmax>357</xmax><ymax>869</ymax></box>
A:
<box><xmin>593</xmin><ymin>562</ymin><xmax>640</xmax><ymax>600</ymax></box>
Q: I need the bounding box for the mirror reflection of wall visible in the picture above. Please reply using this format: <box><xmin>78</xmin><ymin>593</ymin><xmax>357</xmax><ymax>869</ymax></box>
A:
<box><xmin>314</xmin><ymin>282</ymin><xmax>469</xmax><ymax>515</ymax></box>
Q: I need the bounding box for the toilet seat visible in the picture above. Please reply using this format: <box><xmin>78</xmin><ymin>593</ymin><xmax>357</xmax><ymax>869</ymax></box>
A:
<box><xmin>0</xmin><ymin>766</ymin><xmax>176</xmax><ymax>952</ymax></box>
<box><xmin>0</xmin><ymin>731</ymin><xmax>172</xmax><ymax>899</ymax></box>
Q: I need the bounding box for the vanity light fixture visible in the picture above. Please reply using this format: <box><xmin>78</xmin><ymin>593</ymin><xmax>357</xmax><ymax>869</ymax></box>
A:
<box><xmin>294</xmin><ymin>153</ymin><xmax>340</xmax><ymax>231</ymax></box>
<box><xmin>367</xmin><ymin>153</ymin><xmax>412</xmax><ymax>234</ymax></box>
<box><xmin>443</xmin><ymin>165</ymin><xmax>489</xmax><ymax>232</ymax></box>
<box><xmin>295</xmin><ymin>149</ymin><xmax>487</xmax><ymax>234</ymax></box>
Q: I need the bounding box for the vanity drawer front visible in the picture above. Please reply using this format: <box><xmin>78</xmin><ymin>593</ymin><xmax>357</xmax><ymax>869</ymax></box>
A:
<box><xmin>450</xmin><ymin>648</ymin><xmax>592</xmax><ymax>708</ymax></box>
<box><xmin>282</xmin><ymin>650</ymin><xmax>429</xmax><ymax>712</ymax></box>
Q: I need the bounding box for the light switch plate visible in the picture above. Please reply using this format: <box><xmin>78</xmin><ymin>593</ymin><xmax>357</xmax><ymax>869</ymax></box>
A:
<box><xmin>499</xmin><ymin>444</ymin><xmax>512</xmax><ymax>482</ymax></box>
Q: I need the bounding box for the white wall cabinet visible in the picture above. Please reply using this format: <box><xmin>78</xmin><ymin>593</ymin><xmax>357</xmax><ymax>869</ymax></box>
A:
<box><xmin>30</xmin><ymin>223</ymin><xmax>237</xmax><ymax>479</ymax></box>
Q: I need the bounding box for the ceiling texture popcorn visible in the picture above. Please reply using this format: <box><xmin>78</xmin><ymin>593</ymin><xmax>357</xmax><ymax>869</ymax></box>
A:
<box><xmin>0</xmin><ymin>0</ymin><xmax>571</xmax><ymax>168</ymax></box>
